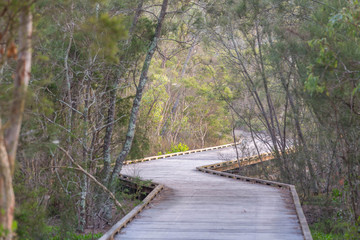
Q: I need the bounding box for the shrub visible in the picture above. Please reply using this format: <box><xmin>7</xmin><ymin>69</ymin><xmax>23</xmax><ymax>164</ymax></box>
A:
<box><xmin>168</xmin><ymin>142</ymin><xmax>189</xmax><ymax>153</ymax></box>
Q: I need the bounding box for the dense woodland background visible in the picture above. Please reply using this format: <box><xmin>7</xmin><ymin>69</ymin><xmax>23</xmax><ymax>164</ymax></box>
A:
<box><xmin>0</xmin><ymin>0</ymin><xmax>359</xmax><ymax>239</ymax></box>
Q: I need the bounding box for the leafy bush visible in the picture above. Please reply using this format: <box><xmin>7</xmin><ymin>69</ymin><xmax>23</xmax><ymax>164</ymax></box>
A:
<box><xmin>14</xmin><ymin>174</ymin><xmax>50</xmax><ymax>239</ymax></box>
<box><xmin>157</xmin><ymin>142</ymin><xmax>190</xmax><ymax>155</ymax></box>
<box><xmin>311</xmin><ymin>220</ymin><xmax>360</xmax><ymax>240</ymax></box>
<box><xmin>48</xmin><ymin>227</ymin><xmax>102</xmax><ymax>240</ymax></box>
<box><xmin>312</xmin><ymin>230</ymin><xmax>337</xmax><ymax>240</ymax></box>
<box><xmin>168</xmin><ymin>142</ymin><xmax>189</xmax><ymax>153</ymax></box>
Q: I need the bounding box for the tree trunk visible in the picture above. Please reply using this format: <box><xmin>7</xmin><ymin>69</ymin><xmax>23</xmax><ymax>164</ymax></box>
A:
<box><xmin>108</xmin><ymin>0</ymin><xmax>169</xmax><ymax>188</ymax></box>
<box><xmin>101</xmin><ymin>81</ymin><xmax>117</xmax><ymax>184</ymax></box>
<box><xmin>128</xmin><ymin>0</ymin><xmax>144</xmax><ymax>41</ymax></box>
<box><xmin>231</xmin><ymin>116</ymin><xmax>241</xmax><ymax>173</ymax></box>
<box><xmin>64</xmin><ymin>30</ymin><xmax>73</xmax><ymax>145</ymax></box>
<box><xmin>101</xmin><ymin>0</ymin><xmax>145</xmax><ymax>184</ymax></box>
<box><xmin>0</xmin><ymin>122</ymin><xmax>15</xmax><ymax>240</ymax></box>
<box><xmin>0</xmin><ymin>6</ymin><xmax>32</xmax><ymax>239</ymax></box>
<box><xmin>275</xmin><ymin>57</ymin><xmax>319</xmax><ymax>192</ymax></box>
<box><xmin>99</xmin><ymin>1</ymin><xmax>146</xmax><ymax>222</ymax></box>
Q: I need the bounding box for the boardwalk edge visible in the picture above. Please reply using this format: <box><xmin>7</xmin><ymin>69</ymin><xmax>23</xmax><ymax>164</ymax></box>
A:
<box><xmin>196</xmin><ymin>166</ymin><xmax>313</xmax><ymax>240</ymax></box>
<box><xmin>96</xmin><ymin>142</ymin><xmax>239</xmax><ymax>168</ymax></box>
<box><xmin>98</xmin><ymin>143</ymin><xmax>237</xmax><ymax>239</ymax></box>
<box><xmin>101</xmin><ymin>144</ymin><xmax>312</xmax><ymax>239</ymax></box>
<box><xmin>99</xmin><ymin>183</ymin><xmax>164</xmax><ymax>240</ymax></box>
<box><xmin>123</xmin><ymin>142</ymin><xmax>237</xmax><ymax>165</ymax></box>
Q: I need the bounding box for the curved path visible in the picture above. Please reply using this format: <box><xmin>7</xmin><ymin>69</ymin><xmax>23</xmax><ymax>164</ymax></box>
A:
<box><xmin>116</xmin><ymin>146</ymin><xmax>304</xmax><ymax>240</ymax></box>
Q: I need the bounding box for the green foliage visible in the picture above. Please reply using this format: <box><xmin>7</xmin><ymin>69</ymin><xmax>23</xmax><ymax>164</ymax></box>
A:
<box><xmin>305</xmin><ymin>0</ymin><xmax>360</xmax><ymax>97</ymax></box>
<box><xmin>13</xmin><ymin>171</ymin><xmax>50</xmax><ymax>239</ymax></box>
<box><xmin>128</xmin><ymin>126</ymin><xmax>150</xmax><ymax>160</ymax></box>
<box><xmin>82</xmin><ymin>13</ymin><xmax>127</xmax><ymax>63</ymax></box>
<box><xmin>117</xmin><ymin>95</ymin><xmax>134</xmax><ymax>124</ymax></box>
<box><xmin>157</xmin><ymin>142</ymin><xmax>190</xmax><ymax>155</ymax></box>
<box><xmin>48</xmin><ymin>227</ymin><xmax>103</xmax><ymax>240</ymax></box>
<box><xmin>168</xmin><ymin>142</ymin><xmax>189</xmax><ymax>153</ymax></box>
<box><xmin>46</xmin><ymin>187</ymin><xmax>78</xmax><ymax>238</ymax></box>
<box><xmin>0</xmin><ymin>223</ymin><xmax>9</xmax><ymax>239</ymax></box>
<box><xmin>312</xmin><ymin>230</ymin><xmax>339</xmax><ymax>240</ymax></box>
<box><xmin>305</xmin><ymin>193</ymin><xmax>360</xmax><ymax>239</ymax></box>
<box><xmin>134</xmin><ymin>17</ymin><xmax>156</xmax><ymax>43</ymax></box>
<box><xmin>143</xmin><ymin>73</ymin><xmax>169</xmax><ymax>125</ymax></box>
<box><xmin>305</xmin><ymin>72</ymin><xmax>324</xmax><ymax>94</ymax></box>
<box><xmin>116</xmin><ymin>177</ymin><xmax>152</xmax><ymax>205</ymax></box>
<box><xmin>311</xmin><ymin>220</ymin><xmax>360</xmax><ymax>240</ymax></box>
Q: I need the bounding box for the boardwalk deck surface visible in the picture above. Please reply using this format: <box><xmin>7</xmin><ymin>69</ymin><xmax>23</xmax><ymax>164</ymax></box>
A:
<box><xmin>116</xmin><ymin>146</ymin><xmax>304</xmax><ymax>240</ymax></box>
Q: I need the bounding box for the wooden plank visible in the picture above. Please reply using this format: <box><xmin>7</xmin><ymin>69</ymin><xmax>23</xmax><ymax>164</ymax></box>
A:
<box><xmin>116</xmin><ymin>230</ymin><xmax>304</xmax><ymax>240</ymax></box>
<box><xmin>197</xmin><ymin>163</ymin><xmax>312</xmax><ymax>239</ymax></box>
<box><xmin>291</xmin><ymin>186</ymin><xmax>313</xmax><ymax>240</ymax></box>
<box><xmin>99</xmin><ymin>184</ymin><xmax>164</xmax><ymax>240</ymax></box>
<box><xmin>111</xmin><ymin>146</ymin><xmax>307</xmax><ymax>240</ymax></box>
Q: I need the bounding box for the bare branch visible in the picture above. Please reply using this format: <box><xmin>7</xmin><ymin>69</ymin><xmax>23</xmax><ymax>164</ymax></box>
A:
<box><xmin>57</xmin><ymin>146</ymin><xmax>126</xmax><ymax>215</ymax></box>
<box><xmin>58</xmin><ymin>99</ymin><xmax>84</xmax><ymax>116</ymax></box>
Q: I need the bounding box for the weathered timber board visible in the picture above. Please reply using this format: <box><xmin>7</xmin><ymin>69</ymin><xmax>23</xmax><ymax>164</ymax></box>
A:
<box><xmin>115</xmin><ymin>147</ymin><xmax>304</xmax><ymax>240</ymax></box>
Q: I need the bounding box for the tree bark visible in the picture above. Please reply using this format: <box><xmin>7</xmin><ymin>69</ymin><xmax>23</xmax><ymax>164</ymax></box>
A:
<box><xmin>231</xmin><ymin>114</ymin><xmax>241</xmax><ymax>173</ymax></box>
<box><xmin>108</xmin><ymin>0</ymin><xmax>168</xmax><ymax>188</ymax></box>
<box><xmin>5</xmin><ymin>7</ymin><xmax>32</xmax><ymax>171</ymax></box>
<box><xmin>101</xmin><ymin>0</ymin><xmax>145</xmax><ymax>184</ymax></box>
<box><xmin>128</xmin><ymin>0</ymin><xmax>144</xmax><ymax>39</ymax></box>
<box><xmin>64</xmin><ymin>30</ymin><xmax>73</xmax><ymax>144</ymax></box>
<box><xmin>0</xmin><ymin>121</ymin><xmax>15</xmax><ymax>240</ymax></box>
<box><xmin>102</xmin><ymin>81</ymin><xmax>117</xmax><ymax>183</ymax></box>
<box><xmin>0</xmin><ymin>6</ymin><xmax>32</xmax><ymax>239</ymax></box>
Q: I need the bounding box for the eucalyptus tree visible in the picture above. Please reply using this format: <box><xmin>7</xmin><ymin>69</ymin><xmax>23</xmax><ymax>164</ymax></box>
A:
<box><xmin>0</xmin><ymin>2</ymin><xmax>33</xmax><ymax>239</ymax></box>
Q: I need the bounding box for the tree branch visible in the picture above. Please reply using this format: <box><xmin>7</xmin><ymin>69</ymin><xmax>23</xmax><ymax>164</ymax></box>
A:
<box><xmin>57</xmin><ymin>146</ymin><xmax>126</xmax><ymax>215</ymax></box>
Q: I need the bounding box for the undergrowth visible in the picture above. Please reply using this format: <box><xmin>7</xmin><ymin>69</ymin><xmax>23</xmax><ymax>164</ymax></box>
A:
<box><xmin>158</xmin><ymin>142</ymin><xmax>189</xmax><ymax>155</ymax></box>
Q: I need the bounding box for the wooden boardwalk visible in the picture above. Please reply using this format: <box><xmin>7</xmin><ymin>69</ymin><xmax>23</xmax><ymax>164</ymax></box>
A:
<box><xmin>116</xmin><ymin>146</ymin><xmax>304</xmax><ymax>240</ymax></box>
